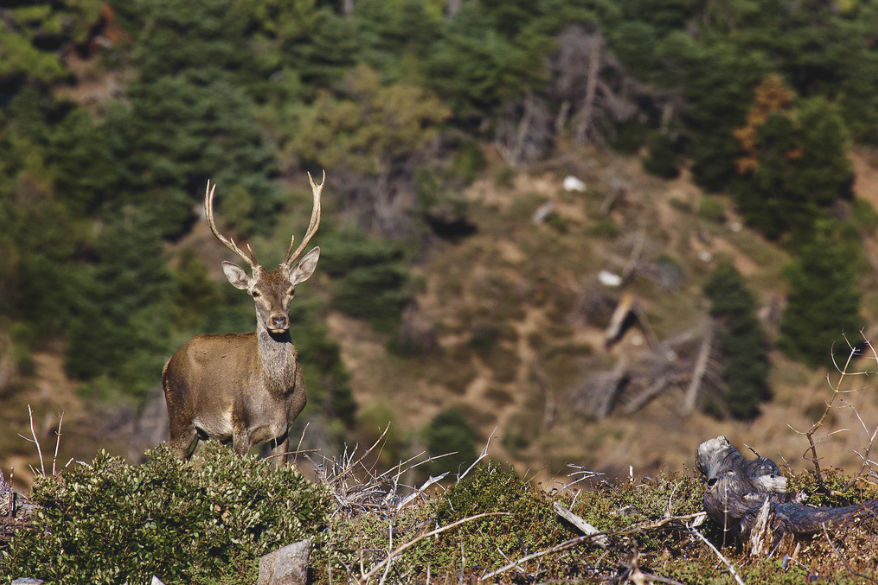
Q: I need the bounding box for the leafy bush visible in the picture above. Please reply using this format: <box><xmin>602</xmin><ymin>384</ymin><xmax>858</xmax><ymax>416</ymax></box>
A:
<box><xmin>424</xmin><ymin>409</ymin><xmax>478</xmax><ymax>476</ymax></box>
<box><xmin>642</xmin><ymin>133</ymin><xmax>680</xmax><ymax>179</ymax></box>
<box><xmin>587</xmin><ymin>217</ymin><xmax>621</xmax><ymax>239</ymax></box>
<box><xmin>428</xmin><ymin>462</ymin><xmax>573</xmax><ymax>575</ymax></box>
<box><xmin>1</xmin><ymin>443</ymin><xmax>331</xmax><ymax>584</ymax></box>
<box><xmin>697</xmin><ymin>196</ymin><xmax>726</xmax><ymax>223</ymax></box>
<box><xmin>852</xmin><ymin>197</ymin><xmax>878</xmax><ymax>233</ymax></box>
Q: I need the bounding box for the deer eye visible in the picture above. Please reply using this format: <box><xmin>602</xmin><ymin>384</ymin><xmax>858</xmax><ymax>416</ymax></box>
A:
<box><xmin>251</xmin><ymin>290</ymin><xmax>261</xmax><ymax>298</ymax></box>
<box><xmin>288</xmin><ymin>288</ymin><xmax>295</xmax><ymax>298</ymax></box>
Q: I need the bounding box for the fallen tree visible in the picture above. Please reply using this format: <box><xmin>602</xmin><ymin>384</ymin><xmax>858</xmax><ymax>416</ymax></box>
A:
<box><xmin>696</xmin><ymin>436</ymin><xmax>878</xmax><ymax>551</ymax></box>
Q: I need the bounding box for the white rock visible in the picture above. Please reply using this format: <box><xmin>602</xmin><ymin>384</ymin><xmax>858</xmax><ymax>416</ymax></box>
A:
<box><xmin>597</xmin><ymin>270</ymin><xmax>623</xmax><ymax>287</ymax></box>
<box><xmin>563</xmin><ymin>175</ymin><xmax>586</xmax><ymax>192</ymax></box>
<box><xmin>699</xmin><ymin>251</ymin><xmax>712</xmax><ymax>262</ymax></box>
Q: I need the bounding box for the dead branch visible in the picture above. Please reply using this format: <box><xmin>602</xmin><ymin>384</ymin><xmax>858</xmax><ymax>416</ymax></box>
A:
<box><xmin>574</xmin><ymin>33</ymin><xmax>602</xmax><ymax>144</ymax></box>
<box><xmin>682</xmin><ymin>322</ymin><xmax>715</xmax><ymax>415</ymax></box>
<box><xmin>788</xmin><ymin>335</ymin><xmax>878</xmax><ymax>489</ymax></box>
<box><xmin>622</xmin><ymin>373</ymin><xmax>688</xmax><ymax>415</ymax></box>
<box><xmin>553</xmin><ymin>502</ymin><xmax>609</xmax><ymax>548</ymax></box>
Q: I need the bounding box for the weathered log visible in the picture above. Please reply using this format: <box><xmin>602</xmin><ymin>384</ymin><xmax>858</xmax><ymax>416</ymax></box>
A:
<box><xmin>696</xmin><ymin>436</ymin><xmax>878</xmax><ymax>544</ymax></box>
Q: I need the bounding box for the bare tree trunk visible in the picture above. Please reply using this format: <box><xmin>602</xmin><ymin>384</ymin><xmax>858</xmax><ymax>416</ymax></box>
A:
<box><xmin>445</xmin><ymin>0</ymin><xmax>462</xmax><ymax>17</ymax></box>
<box><xmin>682</xmin><ymin>322</ymin><xmax>714</xmax><ymax>415</ymax></box>
<box><xmin>495</xmin><ymin>92</ymin><xmax>536</xmax><ymax>167</ymax></box>
<box><xmin>343</xmin><ymin>0</ymin><xmax>355</xmax><ymax>17</ymax></box>
<box><xmin>532</xmin><ymin>359</ymin><xmax>556</xmax><ymax>429</ymax></box>
<box><xmin>623</xmin><ymin>373</ymin><xmax>681</xmax><ymax>414</ymax></box>
<box><xmin>574</xmin><ymin>35</ymin><xmax>602</xmax><ymax>144</ymax></box>
<box><xmin>555</xmin><ymin>100</ymin><xmax>571</xmax><ymax>136</ymax></box>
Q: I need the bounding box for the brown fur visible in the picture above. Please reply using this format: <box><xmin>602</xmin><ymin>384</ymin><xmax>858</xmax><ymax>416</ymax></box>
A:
<box><xmin>162</xmin><ymin>177</ymin><xmax>322</xmax><ymax>467</ymax></box>
<box><xmin>162</xmin><ymin>327</ymin><xmax>307</xmax><ymax>467</ymax></box>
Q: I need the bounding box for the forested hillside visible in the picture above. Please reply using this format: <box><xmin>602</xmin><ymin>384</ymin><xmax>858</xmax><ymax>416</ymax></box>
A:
<box><xmin>3</xmin><ymin>0</ymin><xmax>878</xmax><ymax>482</ymax></box>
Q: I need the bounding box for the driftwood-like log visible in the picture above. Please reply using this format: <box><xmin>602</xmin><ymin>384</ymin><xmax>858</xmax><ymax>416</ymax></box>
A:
<box><xmin>696</xmin><ymin>436</ymin><xmax>878</xmax><ymax>545</ymax></box>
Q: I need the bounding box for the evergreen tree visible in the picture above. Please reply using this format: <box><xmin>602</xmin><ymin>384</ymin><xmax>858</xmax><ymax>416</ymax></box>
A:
<box><xmin>779</xmin><ymin>222</ymin><xmax>863</xmax><ymax>369</ymax></box>
<box><xmin>703</xmin><ymin>263</ymin><xmax>771</xmax><ymax>419</ymax></box>
<box><xmin>732</xmin><ymin>78</ymin><xmax>853</xmax><ymax>240</ymax></box>
<box><xmin>64</xmin><ymin>212</ymin><xmax>173</xmax><ymax>399</ymax></box>
<box><xmin>104</xmin><ymin>77</ymin><xmax>280</xmax><ymax>238</ymax></box>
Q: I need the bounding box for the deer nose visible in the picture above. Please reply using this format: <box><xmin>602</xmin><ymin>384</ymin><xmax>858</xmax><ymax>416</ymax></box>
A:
<box><xmin>270</xmin><ymin>315</ymin><xmax>289</xmax><ymax>332</ymax></box>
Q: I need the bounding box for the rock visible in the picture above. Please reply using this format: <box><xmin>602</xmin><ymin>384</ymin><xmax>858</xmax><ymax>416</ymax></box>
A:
<box><xmin>597</xmin><ymin>270</ymin><xmax>622</xmax><ymax>287</ymax></box>
<box><xmin>563</xmin><ymin>175</ymin><xmax>586</xmax><ymax>192</ymax></box>
<box><xmin>258</xmin><ymin>538</ymin><xmax>311</xmax><ymax>585</ymax></box>
<box><xmin>12</xmin><ymin>579</ymin><xmax>44</xmax><ymax>584</ymax></box>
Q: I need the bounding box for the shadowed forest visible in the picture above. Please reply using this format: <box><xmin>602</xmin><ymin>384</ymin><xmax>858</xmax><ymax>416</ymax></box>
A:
<box><xmin>3</xmin><ymin>0</ymin><xmax>878</xmax><ymax>489</ymax></box>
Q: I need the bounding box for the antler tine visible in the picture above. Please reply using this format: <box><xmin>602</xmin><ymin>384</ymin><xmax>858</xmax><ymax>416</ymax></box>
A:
<box><xmin>283</xmin><ymin>171</ymin><xmax>324</xmax><ymax>267</ymax></box>
<box><xmin>204</xmin><ymin>180</ymin><xmax>259</xmax><ymax>270</ymax></box>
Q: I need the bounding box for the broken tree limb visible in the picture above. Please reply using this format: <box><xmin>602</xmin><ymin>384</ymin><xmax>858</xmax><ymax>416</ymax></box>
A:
<box><xmin>553</xmin><ymin>502</ymin><xmax>609</xmax><ymax>548</ymax></box>
<box><xmin>696</xmin><ymin>436</ymin><xmax>878</xmax><ymax>548</ymax></box>
<box><xmin>682</xmin><ymin>322</ymin><xmax>715</xmax><ymax>416</ymax></box>
<box><xmin>622</xmin><ymin>372</ymin><xmax>687</xmax><ymax>415</ymax></box>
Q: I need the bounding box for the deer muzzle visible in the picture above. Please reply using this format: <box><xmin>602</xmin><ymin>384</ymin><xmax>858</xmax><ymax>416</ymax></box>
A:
<box><xmin>269</xmin><ymin>314</ymin><xmax>290</xmax><ymax>334</ymax></box>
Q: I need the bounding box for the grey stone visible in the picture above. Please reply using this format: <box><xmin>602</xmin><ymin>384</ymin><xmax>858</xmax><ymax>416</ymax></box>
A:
<box><xmin>258</xmin><ymin>538</ymin><xmax>311</xmax><ymax>585</ymax></box>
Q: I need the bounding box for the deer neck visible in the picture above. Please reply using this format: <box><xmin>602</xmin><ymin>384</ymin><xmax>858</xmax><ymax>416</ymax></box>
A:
<box><xmin>256</xmin><ymin>324</ymin><xmax>298</xmax><ymax>393</ymax></box>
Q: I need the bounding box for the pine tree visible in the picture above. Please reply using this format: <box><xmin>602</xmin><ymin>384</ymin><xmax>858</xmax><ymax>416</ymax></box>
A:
<box><xmin>703</xmin><ymin>263</ymin><xmax>771</xmax><ymax>419</ymax></box>
<box><xmin>779</xmin><ymin>222</ymin><xmax>863</xmax><ymax>369</ymax></box>
<box><xmin>732</xmin><ymin>77</ymin><xmax>853</xmax><ymax>240</ymax></box>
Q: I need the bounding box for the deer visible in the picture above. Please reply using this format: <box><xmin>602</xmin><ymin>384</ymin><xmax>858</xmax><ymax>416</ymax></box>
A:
<box><xmin>162</xmin><ymin>173</ymin><xmax>323</xmax><ymax>467</ymax></box>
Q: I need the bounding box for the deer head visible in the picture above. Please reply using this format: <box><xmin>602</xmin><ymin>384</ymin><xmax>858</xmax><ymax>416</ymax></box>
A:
<box><xmin>205</xmin><ymin>172</ymin><xmax>323</xmax><ymax>336</ymax></box>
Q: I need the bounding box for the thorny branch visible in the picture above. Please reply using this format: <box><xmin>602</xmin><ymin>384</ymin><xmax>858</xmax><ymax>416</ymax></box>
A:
<box><xmin>788</xmin><ymin>333</ymin><xmax>878</xmax><ymax>489</ymax></box>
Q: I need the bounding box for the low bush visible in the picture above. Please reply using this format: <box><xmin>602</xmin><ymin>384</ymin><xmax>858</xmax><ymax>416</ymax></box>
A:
<box><xmin>1</xmin><ymin>443</ymin><xmax>331</xmax><ymax>584</ymax></box>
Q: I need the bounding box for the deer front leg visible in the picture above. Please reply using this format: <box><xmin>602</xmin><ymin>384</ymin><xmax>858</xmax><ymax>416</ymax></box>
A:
<box><xmin>271</xmin><ymin>434</ymin><xmax>290</xmax><ymax>468</ymax></box>
<box><xmin>169</xmin><ymin>425</ymin><xmax>199</xmax><ymax>461</ymax></box>
<box><xmin>233</xmin><ymin>429</ymin><xmax>252</xmax><ymax>458</ymax></box>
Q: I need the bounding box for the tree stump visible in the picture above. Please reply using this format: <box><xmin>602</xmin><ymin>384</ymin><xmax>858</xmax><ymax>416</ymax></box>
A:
<box><xmin>696</xmin><ymin>436</ymin><xmax>878</xmax><ymax>549</ymax></box>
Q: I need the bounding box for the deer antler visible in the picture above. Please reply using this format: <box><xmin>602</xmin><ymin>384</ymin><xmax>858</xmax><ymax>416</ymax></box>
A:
<box><xmin>205</xmin><ymin>180</ymin><xmax>259</xmax><ymax>270</ymax></box>
<box><xmin>282</xmin><ymin>171</ymin><xmax>324</xmax><ymax>268</ymax></box>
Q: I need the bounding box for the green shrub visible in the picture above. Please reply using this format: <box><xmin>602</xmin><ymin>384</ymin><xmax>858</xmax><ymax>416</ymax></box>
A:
<box><xmin>642</xmin><ymin>133</ymin><xmax>680</xmax><ymax>179</ymax></box>
<box><xmin>852</xmin><ymin>197</ymin><xmax>878</xmax><ymax>233</ymax></box>
<box><xmin>786</xmin><ymin>468</ymin><xmax>878</xmax><ymax>507</ymax></box>
<box><xmin>697</xmin><ymin>196</ymin><xmax>726</xmax><ymax>223</ymax></box>
<box><xmin>452</xmin><ymin>139</ymin><xmax>487</xmax><ymax>184</ymax></box>
<box><xmin>428</xmin><ymin>463</ymin><xmax>573</xmax><ymax>575</ymax></box>
<box><xmin>587</xmin><ymin>217</ymin><xmax>621</xmax><ymax>239</ymax></box>
<box><xmin>424</xmin><ymin>409</ymin><xmax>478</xmax><ymax>476</ymax></box>
<box><xmin>1</xmin><ymin>443</ymin><xmax>331</xmax><ymax>584</ymax></box>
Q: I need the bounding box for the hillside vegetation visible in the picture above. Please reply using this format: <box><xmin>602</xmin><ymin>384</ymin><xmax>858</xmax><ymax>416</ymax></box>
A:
<box><xmin>3</xmin><ymin>0</ymin><xmax>878</xmax><ymax>486</ymax></box>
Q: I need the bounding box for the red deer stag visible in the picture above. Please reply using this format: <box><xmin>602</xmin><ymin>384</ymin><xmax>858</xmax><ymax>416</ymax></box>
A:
<box><xmin>162</xmin><ymin>173</ymin><xmax>323</xmax><ymax>467</ymax></box>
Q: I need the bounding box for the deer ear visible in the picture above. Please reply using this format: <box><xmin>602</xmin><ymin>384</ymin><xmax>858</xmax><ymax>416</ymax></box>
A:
<box><xmin>289</xmin><ymin>247</ymin><xmax>320</xmax><ymax>285</ymax></box>
<box><xmin>222</xmin><ymin>261</ymin><xmax>251</xmax><ymax>290</ymax></box>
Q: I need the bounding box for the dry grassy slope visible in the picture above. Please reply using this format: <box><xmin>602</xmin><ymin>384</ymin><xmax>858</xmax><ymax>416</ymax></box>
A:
<box><xmin>330</xmin><ymin>145</ymin><xmax>878</xmax><ymax>484</ymax></box>
<box><xmin>5</xmin><ymin>147</ymin><xmax>878</xmax><ymax>488</ymax></box>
